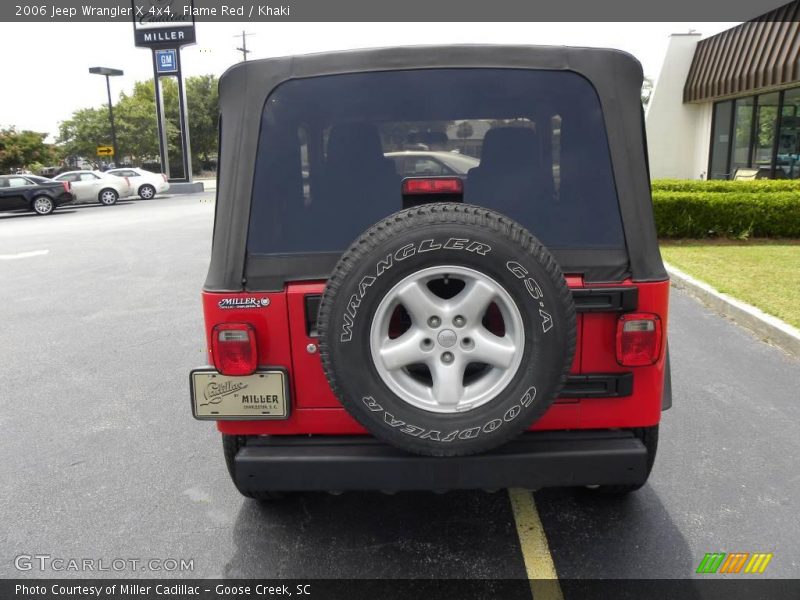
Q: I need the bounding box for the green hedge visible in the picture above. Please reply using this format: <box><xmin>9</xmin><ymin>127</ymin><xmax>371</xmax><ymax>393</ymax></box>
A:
<box><xmin>652</xmin><ymin>178</ymin><xmax>800</xmax><ymax>193</ymax></box>
<box><xmin>652</xmin><ymin>190</ymin><xmax>800</xmax><ymax>238</ymax></box>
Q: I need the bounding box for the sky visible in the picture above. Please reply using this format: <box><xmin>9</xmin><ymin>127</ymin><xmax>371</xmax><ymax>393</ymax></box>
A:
<box><xmin>0</xmin><ymin>21</ymin><xmax>737</xmax><ymax>141</ymax></box>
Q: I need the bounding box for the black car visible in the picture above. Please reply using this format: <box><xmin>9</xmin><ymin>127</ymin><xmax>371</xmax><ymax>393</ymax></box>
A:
<box><xmin>0</xmin><ymin>175</ymin><xmax>74</xmax><ymax>215</ymax></box>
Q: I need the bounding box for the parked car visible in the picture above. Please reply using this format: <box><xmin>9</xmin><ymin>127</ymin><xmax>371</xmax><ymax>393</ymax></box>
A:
<box><xmin>52</xmin><ymin>170</ymin><xmax>132</xmax><ymax>206</ymax></box>
<box><xmin>63</xmin><ymin>156</ymin><xmax>96</xmax><ymax>171</ymax></box>
<box><xmin>192</xmin><ymin>46</ymin><xmax>670</xmax><ymax>500</ymax></box>
<box><xmin>385</xmin><ymin>150</ymin><xmax>480</xmax><ymax>178</ymax></box>
<box><xmin>23</xmin><ymin>175</ymin><xmax>58</xmax><ymax>184</ymax></box>
<box><xmin>38</xmin><ymin>166</ymin><xmax>59</xmax><ymax>178</ymax></box>
<box><xmin>0</xmin><ymin>174</ymin><xmax>74</xmax><ymax>215</ymax></box>
<box><xmin>106</xmin><ymin>167</ymin><xmax>169</xmax><ymax>199</ymax></box>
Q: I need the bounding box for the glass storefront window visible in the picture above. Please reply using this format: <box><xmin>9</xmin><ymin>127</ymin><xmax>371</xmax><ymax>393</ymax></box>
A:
<box><xmin>731</xmin><ymin>97</ymin><xmax>754</xmax><ymax>173</ymax></box>
<box><xmin>709</xmin><ymin>101</ymin><xmax>732</xmax><ymax>179</ymax></box>
<box><xmin>777</xmin><ymin>88</ymin><xmax>800</xmax><ymax>179</ymax></box>
<box><xmin>709</xmin><ymin>87</ymin><xmax>800</xmax><ymax>180</ymax></box>
<box><xmin>753</xmin><ymin>92</ymin><xmax>779</xmax><ymax>172</ymax></box>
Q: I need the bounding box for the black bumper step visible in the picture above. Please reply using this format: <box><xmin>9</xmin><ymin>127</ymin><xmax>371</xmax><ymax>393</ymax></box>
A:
<box><xmin>235</xmin><ymin>430</ymin><xmax>648</xmax><ymax>492</ymax></box>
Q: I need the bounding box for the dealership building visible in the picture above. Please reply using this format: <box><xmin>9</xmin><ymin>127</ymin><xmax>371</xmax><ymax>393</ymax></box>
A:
<box><xmin>646</xmin><ymin>1</ymin><xmax>800</xmax><ymax>180</ymax></box>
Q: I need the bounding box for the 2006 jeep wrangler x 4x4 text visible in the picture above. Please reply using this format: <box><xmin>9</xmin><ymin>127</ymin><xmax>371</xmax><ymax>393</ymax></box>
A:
<box><xmin>190</xmin><ymin>45</ymin><xmax>671</xmax><ymax>499</ymax></box>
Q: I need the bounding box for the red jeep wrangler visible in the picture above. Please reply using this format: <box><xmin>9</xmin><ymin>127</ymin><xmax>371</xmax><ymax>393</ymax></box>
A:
<box><xmin>191</xmin><ymin>45</ymin><xmax>671</xmax><ymax>499</ymax></box>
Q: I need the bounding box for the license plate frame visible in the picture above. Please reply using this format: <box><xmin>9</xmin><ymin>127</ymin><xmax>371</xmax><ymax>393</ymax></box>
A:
<box><xmin>190</xmin><ymin>368</ymin><xmax>290</xmax><ymax>420</ymax></box>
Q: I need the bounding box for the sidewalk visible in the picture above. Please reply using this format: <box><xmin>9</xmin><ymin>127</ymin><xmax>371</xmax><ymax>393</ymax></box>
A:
<box><xmin>666</xmin><ymin>263</ymin><xmax>800</xmax><ymax>359</ymax></box>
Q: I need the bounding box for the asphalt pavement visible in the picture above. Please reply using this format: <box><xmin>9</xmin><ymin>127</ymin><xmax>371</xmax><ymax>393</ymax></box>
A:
<box><xmin>1</xmin><ymin>194</ymin><xmax>798</xmax><ymax>585</ymax></box>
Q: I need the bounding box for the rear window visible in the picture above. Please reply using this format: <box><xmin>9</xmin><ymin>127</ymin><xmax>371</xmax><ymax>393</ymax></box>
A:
<box><xmin>248</xmin><ymin>68</ymin><xmax>624</xmax><ymax>255</ymax></box>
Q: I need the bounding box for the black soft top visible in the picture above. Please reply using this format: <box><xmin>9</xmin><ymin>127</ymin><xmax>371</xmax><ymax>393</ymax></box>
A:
<box><xmin>206</xmin><ymin>44</ymin><xmax>666</xmax><ymax>291</ymax></box>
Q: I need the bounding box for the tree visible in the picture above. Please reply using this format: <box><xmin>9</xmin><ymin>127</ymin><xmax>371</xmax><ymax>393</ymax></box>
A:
<box><xmin>456</xmin><ymin>121</ymin><xmax>474</xmax><ymax>139</ymax></box>
<box><xmin>56</xmin><ymin>74</ymin><xmax>219</xmax><ymax>172</ymax></box>
<box><xmin>57</xmin><ymin>108</ymin><xmax>109</xmax><ymax>160</ymax></box>
<box><xmin>120</xmin><ymin>75</ymin><xmax>219</xmax><ymax>172</ymax></box>
<box><xmin>186</xmin><ymin>74</ymin><xmax>219</xmax><ymax>171</ymax></box>
<box><xmin>0</xmin><ymin>127</ymin><xmax>53</xmax><ymax>173</ymax></box>
<box><xmin>115</xmin><ymin>80</ymin><xmax>161</xmax><ymax>162</ymax></box>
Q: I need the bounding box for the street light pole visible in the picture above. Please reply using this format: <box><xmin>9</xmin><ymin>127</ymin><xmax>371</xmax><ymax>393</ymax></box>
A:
<box><xmin>104</xmin><ymin>74</ymin><xmax>118</xmax><ymax>166</ymax></box>
<box><xmin>89</xmin><ymin>67</ymin><xmax>124</xmax><ymax>167</ymax></box>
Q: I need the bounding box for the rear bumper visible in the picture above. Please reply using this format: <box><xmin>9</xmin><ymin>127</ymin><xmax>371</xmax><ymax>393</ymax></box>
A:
<box><xmin>234</xmin><ymin>430</ymin><xmax>648</xmax><ymax>492</ymax></box>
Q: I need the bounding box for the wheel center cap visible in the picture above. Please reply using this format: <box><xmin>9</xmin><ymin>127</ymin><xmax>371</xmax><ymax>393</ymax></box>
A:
<box><xmin>437</xmin><ymin>329</ymin><xmax>457</xmax><ymax>348</ymax></box>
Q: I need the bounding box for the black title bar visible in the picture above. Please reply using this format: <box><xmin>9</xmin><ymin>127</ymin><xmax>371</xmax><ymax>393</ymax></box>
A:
<box><xmin>4</xmin><ymin>579</ymin><xmax>800</xmax><ymax>600</ymax></box>
<box><xmin>2</xmin><ymin>0</ymin><xmax>797</xmax><ymax>22</ymax></box>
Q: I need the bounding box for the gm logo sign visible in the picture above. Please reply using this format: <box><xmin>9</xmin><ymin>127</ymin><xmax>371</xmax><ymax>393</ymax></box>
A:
<box><xmin>155</xmin><ymin>49</ymin><xmax>178</xmax><ymax>74</ymax></box>
<box><xmin>696</xmin><ymin>552</ymin><xmax>773</xmax><ymax>574</ymax></box>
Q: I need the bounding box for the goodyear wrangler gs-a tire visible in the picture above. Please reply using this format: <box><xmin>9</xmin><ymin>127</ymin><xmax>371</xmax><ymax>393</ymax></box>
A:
<box><xmin>318</xmin><ymin>203</ymin><xmax>576</xmax><ymax>457</ymax></box>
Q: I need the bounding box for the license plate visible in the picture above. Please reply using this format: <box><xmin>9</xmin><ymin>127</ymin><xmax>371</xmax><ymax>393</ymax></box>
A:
<box><xmin>190</xmin><ymin>369</ymin><xmax>289</xmax><ymax>420</ymax></box>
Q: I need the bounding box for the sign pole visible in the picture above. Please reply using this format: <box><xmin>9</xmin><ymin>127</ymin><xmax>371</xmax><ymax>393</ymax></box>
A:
<box><xmin>132</xmin><ymin>0</ymin><xmax>196</xmax><ymax>183</ymax></box>
<box><xmin>89</xmin><ymin>67</ymin><xmax>123</xmax><ymax>167</ymax></box>
<box><xmin>151</xmin><ymin>51</ymin><xmax>171</xmax><ymax>178</ymax></box>
<box><xmin>175</xmin><ymin>48</ymin><xmax>192</xmax><ymax>181</ymax></box>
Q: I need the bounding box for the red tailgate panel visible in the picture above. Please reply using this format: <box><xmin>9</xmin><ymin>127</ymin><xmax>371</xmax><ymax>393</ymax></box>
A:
<box><xmin>578</xmin><ymin>280</ymin><xmax>669</xmax><ymax>429</ymax></box>
<box><xmin>212</xmin><ymin>278</ymin><xmax>669</xmax><ymax>436</ymax></box>
<box><xmin>287</xmin><ymin>283</ymin><xmax>340</xmax><ymax>408</ymax></box>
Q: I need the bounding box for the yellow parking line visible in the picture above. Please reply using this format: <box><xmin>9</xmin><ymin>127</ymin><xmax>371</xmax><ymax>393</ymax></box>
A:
<box><xmin>508</xmin><ymin>488</ymin><xmax>564</xmax><ymax>600</ymax></box>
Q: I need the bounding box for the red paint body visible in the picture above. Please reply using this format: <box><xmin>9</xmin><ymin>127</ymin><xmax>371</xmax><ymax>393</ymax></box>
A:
<box><xmin>204</xmin><ymin>277</ymin><xmax>669</xmax><ymax>437</ymax></box>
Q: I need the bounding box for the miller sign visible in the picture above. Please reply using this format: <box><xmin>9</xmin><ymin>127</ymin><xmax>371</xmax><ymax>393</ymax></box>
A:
<box><xmin>131</xmin><ymin>0</ymin><xmax>196</xmax><ymax>48</ymax></box>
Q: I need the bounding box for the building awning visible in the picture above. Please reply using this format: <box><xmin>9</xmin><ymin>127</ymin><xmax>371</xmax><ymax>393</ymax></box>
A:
<box><xmin>684</xmin><ymin>1</ymin><xmax>800</xmax><ymax>103</ymax></box>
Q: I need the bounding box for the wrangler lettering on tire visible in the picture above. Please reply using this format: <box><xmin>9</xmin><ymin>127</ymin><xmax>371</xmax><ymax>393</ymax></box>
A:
<box><xmin>318</xmin><ymin>203</ymin><xmax>576</xmax><ymax>457</ymax></box>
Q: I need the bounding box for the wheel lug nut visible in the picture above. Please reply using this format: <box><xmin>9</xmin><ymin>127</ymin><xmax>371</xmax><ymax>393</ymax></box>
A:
<box><xmin>441</xmin><ymin>352</ymin><xmax>454</xmax><ymax>364</ymax></box>
<box><xmin>428</xmin><ymin>316</ymin><xmax>441</xmax><ymax>328</ymax></box>
<box><xmin>453</xmin><ymin>316</ymin><xmax>465</xmax><ymax>327</ymax></box>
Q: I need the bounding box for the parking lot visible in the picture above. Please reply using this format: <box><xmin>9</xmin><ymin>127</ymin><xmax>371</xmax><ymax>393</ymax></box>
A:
<box><xmin>1</xmin><ymin>193</ymin><xmax>799</xmax><ymax>584</ymax></box>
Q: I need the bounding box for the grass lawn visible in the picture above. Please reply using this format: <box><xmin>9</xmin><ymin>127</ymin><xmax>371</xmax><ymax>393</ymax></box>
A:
<box><xmin>660</xmin><ymin>239</ymin><xmax>800</xmax><ymax>329</ymax></box>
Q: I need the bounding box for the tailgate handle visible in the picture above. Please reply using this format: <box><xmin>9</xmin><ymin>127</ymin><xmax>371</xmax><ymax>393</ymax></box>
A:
<box><xmin>571</xmin><ymin>287</ymin><xmax>638</xmax><ymax>313</ymax></box>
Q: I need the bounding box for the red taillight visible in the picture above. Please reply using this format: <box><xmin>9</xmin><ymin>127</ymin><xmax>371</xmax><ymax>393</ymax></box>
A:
<box><xmin>162</xmin><ymin>173</ymin><xmax>168</xmax><ymax>182</ymax></box>
<box><xmin>212</xmin><ymin>324</ymin><xmax>257</xmax><ymax>376</ymax></box>
<box><xmin>402</xmin><ymin>177</ymin><xmax>463</xmax><ymax>195</ymax></box>
<box><xmin>62</xmin><ymin>181</ymin><xmax>70</xmax><ymax>193</ymax></box>
<box><xmin>616</xmin><ymin>313</ymin><xmax>662</xmax><ymax>367</ymax></box>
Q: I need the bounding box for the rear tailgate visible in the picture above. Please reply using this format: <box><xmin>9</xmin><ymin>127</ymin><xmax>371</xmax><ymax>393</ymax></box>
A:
<box><xmin>208</xmin><ymin>276</ymin><xmax>667</xmax><ymax>437</ymax></box>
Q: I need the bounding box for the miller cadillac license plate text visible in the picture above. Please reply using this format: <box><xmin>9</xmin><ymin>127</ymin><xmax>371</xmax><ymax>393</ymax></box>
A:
<box><xmin>192</xmin><ymin>370</ymin><xmax>288</xmax><ymax>419</ymax></box>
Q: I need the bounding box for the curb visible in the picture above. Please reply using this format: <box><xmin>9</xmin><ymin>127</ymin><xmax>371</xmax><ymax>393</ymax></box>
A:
<box><xmin>168</xmin><ymin>182</ymin><xmax>206</xmax><ymax>195</ymax></box>
<box><xmin>194</xmin><ymin>178</ymin><xmax>216</xmax><ymax>192</ymax></box>
<box><xmin>666</xmin><ymin>262</ymin><xmax>800</xmax><ymax>360</ymax></box>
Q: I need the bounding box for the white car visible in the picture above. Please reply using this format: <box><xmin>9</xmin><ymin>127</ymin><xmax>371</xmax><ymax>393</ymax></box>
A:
<box><xmin>106</xmin><ymin>167</ymin><xmax>170</xmax><ymax>200</ymax></box>
<box><xmin>385</xmin><ymin>150</ymin><xmax>480</xmax><ymax>177</ymax></box>
<box><xmin>53</xmin><ymin>170</ymin><xmax>133</xmax><ymax>206</ymax></box>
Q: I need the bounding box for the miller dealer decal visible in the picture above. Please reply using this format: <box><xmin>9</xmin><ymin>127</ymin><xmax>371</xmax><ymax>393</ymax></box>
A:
<box><xmin>217</xmin><ymin>297</ymin><xmax>270</xmax><ymax>310</ymax></box>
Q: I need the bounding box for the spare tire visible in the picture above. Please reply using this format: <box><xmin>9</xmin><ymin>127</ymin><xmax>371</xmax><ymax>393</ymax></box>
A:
<box><xmin>318</xmin><ymin>203</ymin><xmax>576</xmax><ymax>457</ymax></box>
